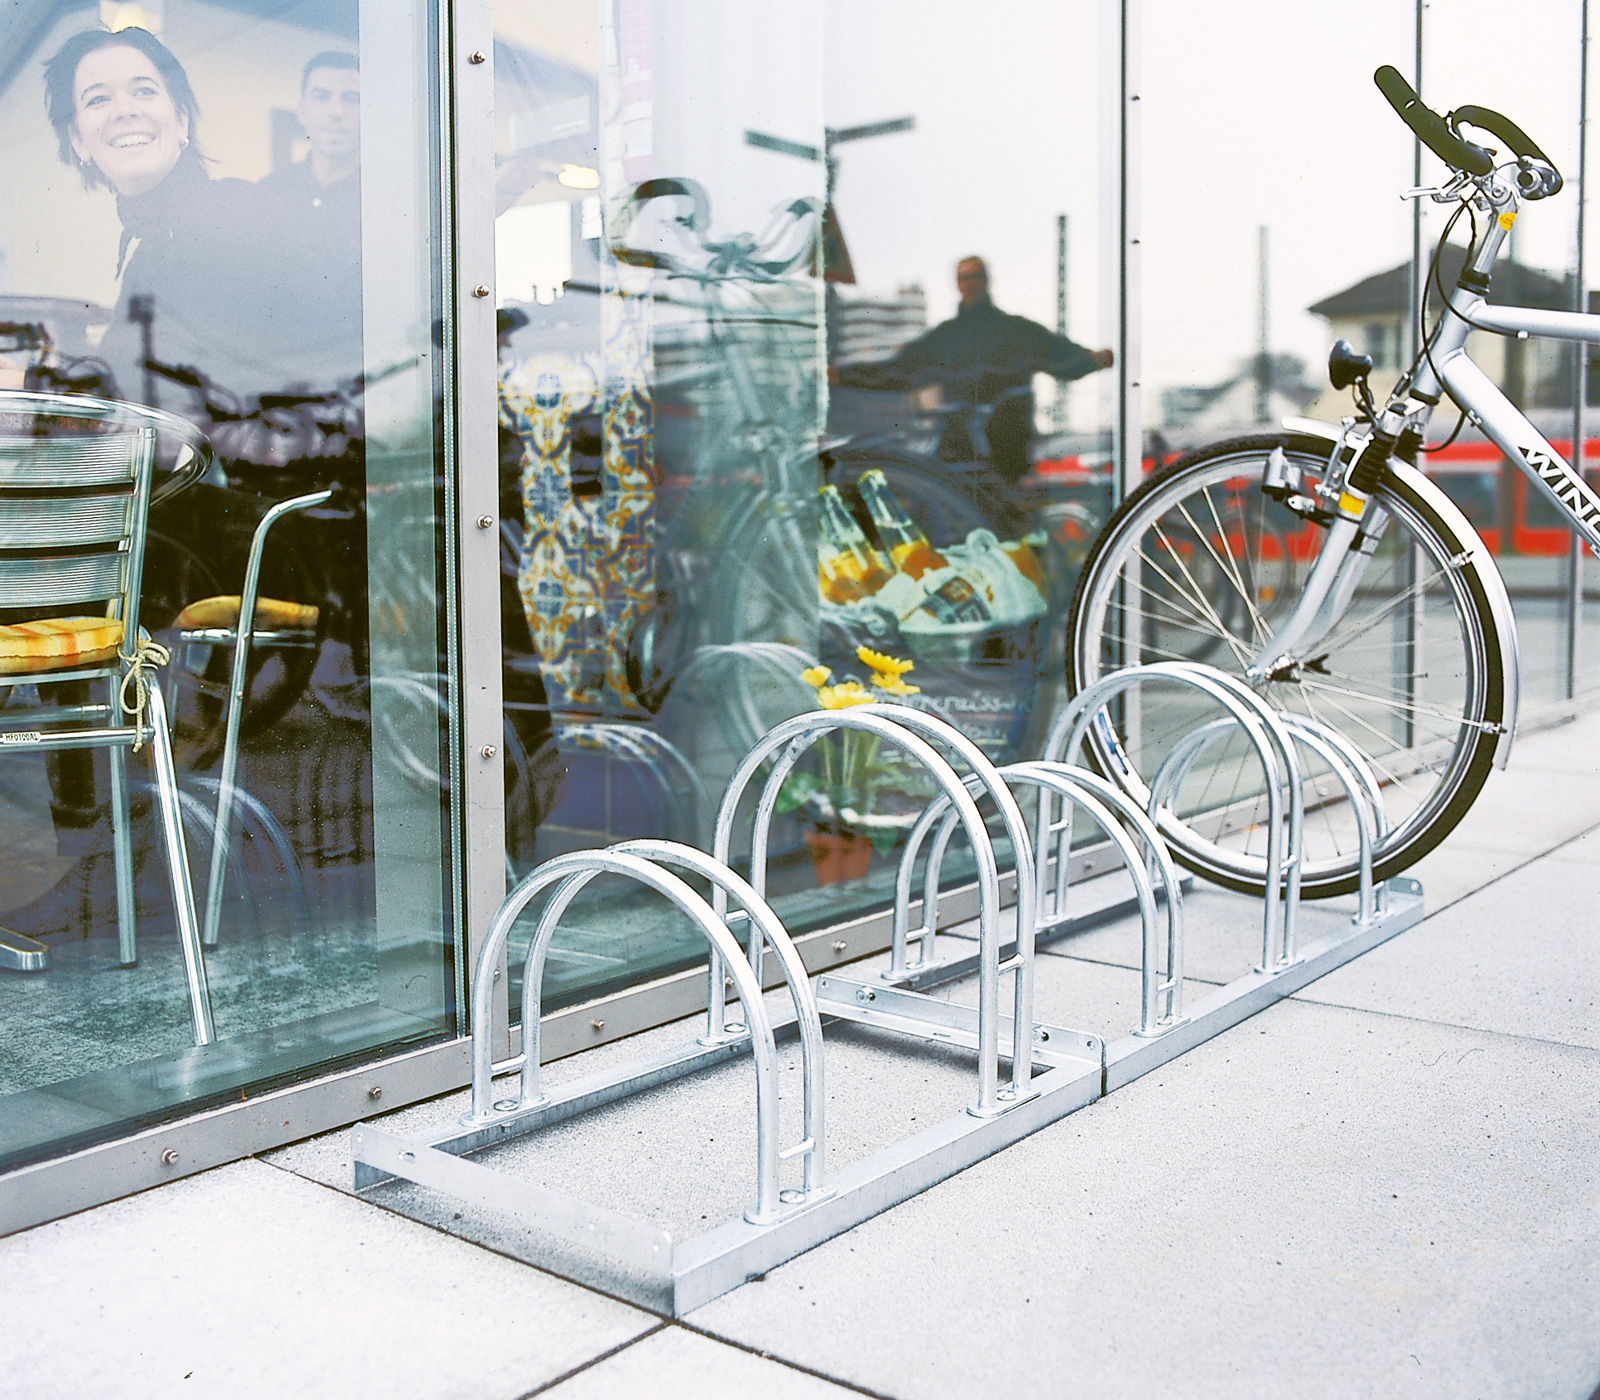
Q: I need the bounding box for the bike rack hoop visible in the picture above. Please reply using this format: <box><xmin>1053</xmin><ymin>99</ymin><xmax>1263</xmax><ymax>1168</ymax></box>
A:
<box><xmin>891</xmin><ymin>759</ymin><xmax>1186</xmax><ymax>1036</ymax></box>
<box><xmin>1045</xmin><ymin>662</ymin><xmax>1305</xmax><ymax>970</ymax></box>
<box><xmin>712</xmin><ymin>703</ymin><xmax>1037</xmax><ymax>1116</ymax></box>
<box><xmin>466</xmin><ymin>844</ymin><xmax>822</xmax><ymax>1224</ymax></box>
<box><xmin>1149</xmin><ymin>711</ymin><xmax>1389</xmax><ymax>926</ymax></box>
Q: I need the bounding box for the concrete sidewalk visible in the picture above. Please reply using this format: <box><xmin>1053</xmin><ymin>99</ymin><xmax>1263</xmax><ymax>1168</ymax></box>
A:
<box><xmin>5</xmin><ymin>710</ymin><xmax>1600</xmax><ymax>1399</ymax></box>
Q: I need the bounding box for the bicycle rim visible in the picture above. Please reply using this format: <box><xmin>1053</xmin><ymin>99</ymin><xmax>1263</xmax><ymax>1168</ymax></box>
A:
<box><xmin>1066</xmin><ymin>434</ymin><xmax>1502</xmax><ymax>897</ymax></box>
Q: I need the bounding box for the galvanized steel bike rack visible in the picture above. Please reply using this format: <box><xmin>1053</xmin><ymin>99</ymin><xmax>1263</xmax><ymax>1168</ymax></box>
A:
<box><xmin>349</xmin><ymin>675</ymin><xmax>1423</xmax><ymax>1314</ymax></box>
<box><xmin>351</xmin><ymin>704</ymin><xmax>1104</xmax><ymax>1314</ymax></box>
<box><xmin>1041</xmin><ymin>661</ymin><xmax>1424</xmax><ymax>1090</ymax></box>
<box><xmin>878</xmin><ymin>759</ymin><xmax>1185</xmax><ymax>1021</ymax></box>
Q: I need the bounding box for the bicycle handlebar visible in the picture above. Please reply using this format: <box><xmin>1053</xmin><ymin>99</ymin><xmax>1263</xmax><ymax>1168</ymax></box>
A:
<box><xmin>1450</xmin><ymin>103</ymin><xmax>1564</xmax><ymax>196</ymax></box>
<box><xmin>610</xmin><ymin>175</ymin><xmax>820</xmax><ymax>282</ymax></box>
<box><xmin>1374</xmin><ymin>65</ymin><xmax>1494</xmax><ymax>176</ymax></box>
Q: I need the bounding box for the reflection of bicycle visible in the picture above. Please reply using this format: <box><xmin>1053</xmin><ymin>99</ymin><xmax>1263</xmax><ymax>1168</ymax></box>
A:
<box><xmin>613</xmin><ymin>179</ymin><xmax>1055</xmax><ymax>706</ymax></box>
<box><xmin>1068</xmin><ymin>66</ymin><xmax>1576</xmax><ymax>897</ymax></box>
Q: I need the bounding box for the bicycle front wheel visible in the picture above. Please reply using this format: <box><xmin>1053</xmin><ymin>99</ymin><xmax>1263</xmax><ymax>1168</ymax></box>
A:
<box><xmin>1065</xmin><ymin>433</ymin><xmax>1506</xmax><ymax>898</ymax></box>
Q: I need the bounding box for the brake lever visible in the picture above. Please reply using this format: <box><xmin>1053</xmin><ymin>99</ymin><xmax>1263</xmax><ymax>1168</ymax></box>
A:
<box><xmin>1401</xmin><ymin>169</ymin><xmax>1476</xmax><ymax>203</ymax></box>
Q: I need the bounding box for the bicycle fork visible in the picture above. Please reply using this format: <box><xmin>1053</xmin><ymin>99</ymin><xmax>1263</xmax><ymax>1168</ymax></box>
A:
<box><xmin>1245</xmin><ymin>450</ymin><xmax>1390</xmax><ymax>685</ymax></box>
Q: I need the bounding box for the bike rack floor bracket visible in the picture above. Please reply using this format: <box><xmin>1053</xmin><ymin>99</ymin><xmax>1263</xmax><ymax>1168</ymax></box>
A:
<box><xmin>882</xmin><ymin>870</ymin><xmax>1195</xmax><ymax>994</ymax></box>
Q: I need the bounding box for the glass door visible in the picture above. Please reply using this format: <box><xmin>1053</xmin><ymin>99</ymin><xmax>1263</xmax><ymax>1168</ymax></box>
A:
<box><xmin>0</xmin><ymin>0</ymin><xmax>458</xmax><ymax>1173</ymax></box>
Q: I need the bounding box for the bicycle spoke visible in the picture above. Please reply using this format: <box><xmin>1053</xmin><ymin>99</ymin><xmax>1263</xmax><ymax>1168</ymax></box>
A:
<box><xmin>1294</xmin><ymin>674</ymin><xmax>1473</xmax><ymax>731</ymax></box>
<box><xmin>1315</xmin><ymin>563</ymin><xmax>1457</xmax><ymax>657</ymax></box>
<box><xmin>1182</xmin><ymin>491</ymin><xmax>1271</xmax><ymax>645</ymax></box>
<box><xmin>1146</xmin><ymin>526</ymin><xmax>1254</xmax><ymax>666</ymax></box>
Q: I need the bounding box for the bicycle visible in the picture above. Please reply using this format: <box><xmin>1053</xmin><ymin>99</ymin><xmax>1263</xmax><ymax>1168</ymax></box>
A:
<box><xmin>606</xmin><ymin>181</ymin><xmax>1034</xmax><ymax>676</ymax></box>
<box><xmin>1066</xmin><ymin>65</ymin><xmax>1583</xmax><ymax>898</ymax></box>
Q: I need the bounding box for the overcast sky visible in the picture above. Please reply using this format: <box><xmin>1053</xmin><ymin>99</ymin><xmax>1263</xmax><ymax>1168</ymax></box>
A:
<box><xmin>816</xmin><ymin>0</ymin><xmax>1593</xmax><ymax>420</ymax></box>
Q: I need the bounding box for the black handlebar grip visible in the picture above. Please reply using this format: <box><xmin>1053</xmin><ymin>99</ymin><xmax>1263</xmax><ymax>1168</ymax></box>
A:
<box><xmin>1449</xmin><ymin>104</ymin><xmax>1562</xmax><ymax>193</ymax></box>
<box><xmin>1374</xmin><ymin>65</ymin><xmax>1495</xmax><ymax>176</ymax></box>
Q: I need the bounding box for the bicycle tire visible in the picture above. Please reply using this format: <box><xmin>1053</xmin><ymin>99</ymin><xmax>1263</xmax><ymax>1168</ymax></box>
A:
<box><xmin>1065</xmin><ymin>432</ymin><xmax>1504</xmax><ymax>898</ymax></box>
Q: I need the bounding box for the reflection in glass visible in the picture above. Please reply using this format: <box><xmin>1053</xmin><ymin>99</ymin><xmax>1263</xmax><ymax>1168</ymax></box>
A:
<box><xmin>492</xmin><ymin>1</ymin><xmax>1115</xmax><ymax>1016</ymax></box>
<box><xmin>0</xmin><ymin>0</ymin><xmax>455</xmax><ymax>1174</ymax></box>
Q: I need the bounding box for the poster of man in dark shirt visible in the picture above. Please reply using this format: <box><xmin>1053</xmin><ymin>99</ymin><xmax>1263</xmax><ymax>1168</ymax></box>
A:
<box><xmin>839</xmin><ymin>256</ymin><xmax>1113</xmax><ymax>490</ymax></box>
<box><xmin>255</xmin><ymin>51</ymin><xmax>362</xmax><ymax>386</ymax></box>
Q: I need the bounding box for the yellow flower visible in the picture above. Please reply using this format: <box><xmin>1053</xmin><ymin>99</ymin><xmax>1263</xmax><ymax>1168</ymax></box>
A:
<box><xmin>800</xmin><ymin>665</ymin><xmax>832</xmax><ymax>688</ymax></box>
<box><xmin>871</xmin><ymin>672</ymin><xmax>920</xmax><ymax>696</ymax></box>
<box><xmin>816</xmin><ymin>680</ymin><xmax>874</xmax><ymax>709</ymax></box>
<box><xmin>856</xmin><ymin>645</ymin><xmax>914</xmax><ymax>677</ymax></box>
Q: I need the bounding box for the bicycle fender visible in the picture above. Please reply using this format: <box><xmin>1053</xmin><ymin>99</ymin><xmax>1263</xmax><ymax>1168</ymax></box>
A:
<box><xmin>1282</xmin><ymin>417</ymin><xmax>1519</xmax><ymax>766</ymax></box>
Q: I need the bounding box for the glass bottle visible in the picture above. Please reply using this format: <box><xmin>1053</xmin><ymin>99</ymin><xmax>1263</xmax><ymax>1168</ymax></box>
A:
<box><xmin>856</xmin><ymin>468</ymin><xmax>948</xmax><ymax>579</ymax></box>
<box><xmin>817</xmin><ymin>483</ymin><xmax>893</xmax><ymax>603</ymax></box>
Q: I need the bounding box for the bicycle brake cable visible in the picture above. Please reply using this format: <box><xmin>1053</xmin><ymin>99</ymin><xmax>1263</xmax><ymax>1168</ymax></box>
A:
<box><xmin>1408</xmin><ymin>200</ymin><xmax>1480</xmax><ymax>452</ymax></box>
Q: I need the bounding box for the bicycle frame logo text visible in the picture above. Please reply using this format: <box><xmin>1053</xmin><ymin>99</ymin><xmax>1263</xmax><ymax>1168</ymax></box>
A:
<box><xmin>1524</xmin><ymin>447</ymin><xmax>1600</xmax><ymax>535</ymax></box>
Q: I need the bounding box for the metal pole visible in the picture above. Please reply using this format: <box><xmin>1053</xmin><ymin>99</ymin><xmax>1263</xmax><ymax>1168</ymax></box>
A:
<box><xmin>1398</xmin><ymin>0</ymin><xmax>1425</xmax><ymax>750</ymax></box>
<box><xmin>1567</xmin><ymin>0</ymin><xmax>1590</xmax><ymax>699</ymax></box>
<box><xmin>1255</xmin><ymin>224</ymin><xmax>1270</xmax><ymax>423</ymax></box>
<box><xmin>1055</xmin><ymin>212</ymin><xmax>1069</xmax><ymax>430</ymax></box>
<box><xmin>1410</xmin><ymin>0</ymin><xmax>1424</xmax><ymax>363</ymax></box>
<box><xmin>1100</xmin><ymin>0</ymin><xmax>1142</xmax><ymax>742</ymax></box>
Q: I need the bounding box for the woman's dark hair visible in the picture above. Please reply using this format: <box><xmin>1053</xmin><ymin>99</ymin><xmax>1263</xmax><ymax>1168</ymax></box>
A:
<box><xmin>43</xmin><ymin>27</ymin><xmax>203</xmax><ymax>192</ymax></box>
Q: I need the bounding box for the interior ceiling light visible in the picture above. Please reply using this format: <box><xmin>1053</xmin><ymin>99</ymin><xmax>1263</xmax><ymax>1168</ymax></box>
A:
<box><xmin>556</xmin><ymin>164</ymin><xmax>601</xmax><ymax>190</ymax></box>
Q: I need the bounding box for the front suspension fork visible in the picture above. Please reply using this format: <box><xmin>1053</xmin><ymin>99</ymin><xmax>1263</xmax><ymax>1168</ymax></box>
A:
<box><xmin>1246</xmin><ymin>495</ymin><xmax>1390</xmax><ymax>684</ymax></box>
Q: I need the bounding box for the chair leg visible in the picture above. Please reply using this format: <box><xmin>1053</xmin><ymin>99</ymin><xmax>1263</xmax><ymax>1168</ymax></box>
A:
<box><xmin>108</xmin><ymin>741</ymin><xmax>137</xmax><ymax>967</ymax></box>
<box><xmin>202</xmin><ymin>624</ymin><xmax>253</xmax><ymax>951</ymax></box>
<box><xmin>146</xmin><ymin>684</ymin><xmax>215</xmax><ymax>1046</ymax></box>
<box><xmin>201</xmin><ymin>487</ymin><xmax>333</xmax><ymax>949</ymax></box>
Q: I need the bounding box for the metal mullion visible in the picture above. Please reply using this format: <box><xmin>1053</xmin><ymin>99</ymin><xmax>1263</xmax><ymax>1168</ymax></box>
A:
<box><xmin>443</xmin><ymin>0</ymin><xmax>509</xmax><ymax>1049</ymax></box>
<box><xmin>1568</xmin><ymin>0</ymin><xmax>1590</xmax><ymax>699</ymax></box>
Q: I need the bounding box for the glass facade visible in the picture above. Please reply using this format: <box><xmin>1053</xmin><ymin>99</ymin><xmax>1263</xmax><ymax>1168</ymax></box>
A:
<box><xmin>2</xmin><ymin>0</ymin><xmax>1596</xmax><ymax>1214</ymax></box>
<box><xmin>0</xmin><ymin>0</ymin><xmax>457</xmax><ymax>1173</ymax></box>
<box><xmin>490</xmin><ymin>0</ymin><xmax>1113</xmax><ymax>1014</ymax></box>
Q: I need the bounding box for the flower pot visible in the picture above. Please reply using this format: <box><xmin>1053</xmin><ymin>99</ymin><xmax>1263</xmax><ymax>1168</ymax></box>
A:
<box><xmin>804</xmin><ymin>828</ymin><xmax>873</xmax><ymax>885</ymax></box>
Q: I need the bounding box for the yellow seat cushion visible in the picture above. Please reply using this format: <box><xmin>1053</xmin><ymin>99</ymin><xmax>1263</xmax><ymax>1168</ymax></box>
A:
<box><xmin>174</xmin><ymin>595</ymin><xmax>320</xmax><ymax>632</ymax></box>
<box><xmin>0</xmin><ymin>617</ymin><xmax>124</xmax><ymax>675</ymax></box>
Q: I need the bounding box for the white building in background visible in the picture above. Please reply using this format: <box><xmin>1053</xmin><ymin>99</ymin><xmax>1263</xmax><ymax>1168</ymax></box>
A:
<box><xmin>830</xmin><ymin>283</ymin><xmax>927</xmax><ymax>366</ymax></box>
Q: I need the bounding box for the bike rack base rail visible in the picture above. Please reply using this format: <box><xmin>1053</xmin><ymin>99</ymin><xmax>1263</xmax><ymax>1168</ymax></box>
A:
<box><xmin>353</xmin><ymin>1006</ymin><xmax>1101</xmax><ymax>1315</ymax></box>
<box><xmin>1102</xmin><ymin>876</ymin><xmax>1422</xmax><ymax>1091</ymax></box>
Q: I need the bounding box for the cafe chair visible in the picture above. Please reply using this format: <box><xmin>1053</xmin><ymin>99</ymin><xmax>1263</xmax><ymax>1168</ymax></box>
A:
<box><xmin>0</xmin><ymin>389</ymin><xmax>215</xmax><ymax>1044</ymax></box>
<box><xmin>168</xmin><ymin>489</ymin><xmax>331</xmax><ymax>950</ymax></box>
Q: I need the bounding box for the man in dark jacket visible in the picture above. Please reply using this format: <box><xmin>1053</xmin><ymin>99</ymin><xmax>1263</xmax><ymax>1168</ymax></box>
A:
<box><xmin>253</xmin><ymin>51</ymin><xmax>363</xmax><ymax>386</ymax></box>
<box><xmin>839</xmin><ymin>256</ymin><xmax>1112</xmax><ymax>486</ymax></box>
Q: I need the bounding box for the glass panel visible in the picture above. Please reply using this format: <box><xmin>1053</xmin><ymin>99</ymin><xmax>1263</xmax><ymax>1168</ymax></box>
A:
<box><xmin>493</xmin><ymin>0</ymin><xmax>1113</xmax><ymax>1014</ymax></box>
<box><xmin>1427</xmin><ymin>0</ymin><xmax>1584</xmax><ymax>707</ymax></box>
<box><xmin>0</xmin><ymin>0</ymin><xmax>456</xmax><ymax>1172</ymax></box>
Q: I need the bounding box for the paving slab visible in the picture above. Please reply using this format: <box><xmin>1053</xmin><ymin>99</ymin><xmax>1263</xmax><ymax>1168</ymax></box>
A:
<box><xmin>1297</xmin><ymin>844</ymin><xmax>1600</xmax><ymax>1049</ymax></box>
<box><xmin>689</xmin><ymin>997</ymin><xmax>1600</xmax><ymax>1400</ymax></box>
<box><xmin>542</xmin><ymin>1326</ymin><xmax>868</xmax><ymax>1398</ymax></box>
<box><xmin>0</xmin><ymin>1157</ymin><xmax>651</xmax><ymax>1400</ymax></box>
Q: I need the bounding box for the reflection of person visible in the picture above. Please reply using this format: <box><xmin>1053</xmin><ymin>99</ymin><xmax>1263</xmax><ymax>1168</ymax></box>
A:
<box><xmin>838</xmin><ymin>256</ymin><xmax>1113</xmax><ymax>486</ymax></box>
<box><xmin>253</xmin><ymin>51</ymin><xmax>362</xmax><ymax>382</ymax></box>
<box><xmin>34</xmin><ymin>28</ymin><xmax>252</xmax><ymax>893</ymax></box>
<box><xmin>43</xmin><ymin>26</ymin><xmax>262</xmax><ymax>403</ymax></box>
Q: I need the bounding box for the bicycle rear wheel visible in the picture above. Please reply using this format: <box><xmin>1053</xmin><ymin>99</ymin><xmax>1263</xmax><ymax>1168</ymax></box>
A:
<box><xmin>1065</xmin><ymin>433</ymin><xmax>1505</xmax><ymax>898</ymax></box>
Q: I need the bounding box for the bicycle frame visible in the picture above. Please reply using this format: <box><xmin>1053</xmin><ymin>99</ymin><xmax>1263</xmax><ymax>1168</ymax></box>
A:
<box><xmin>1247</xmin><ymin>164</ymin><xmax>1600</xmax><ymax>757</ymax></box>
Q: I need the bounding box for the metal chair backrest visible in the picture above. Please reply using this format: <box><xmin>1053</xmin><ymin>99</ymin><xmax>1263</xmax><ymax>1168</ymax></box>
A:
<box><xmin>0</xmin><ymin>390</ymin><xmax>209</xmax><ymax>646</ymax></box>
